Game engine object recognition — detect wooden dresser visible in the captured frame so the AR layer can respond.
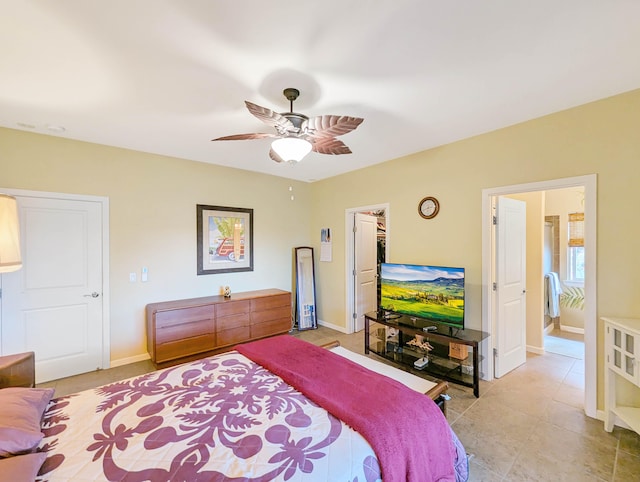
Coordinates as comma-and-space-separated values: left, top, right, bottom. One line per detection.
146, 289, 291, 368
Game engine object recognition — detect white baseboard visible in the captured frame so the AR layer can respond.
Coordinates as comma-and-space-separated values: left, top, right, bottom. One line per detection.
560, 324, 585, 335
318, 319, 349, 334
544, 323, 555, 335
110, 352, 151, 368
526, 345, 545, 355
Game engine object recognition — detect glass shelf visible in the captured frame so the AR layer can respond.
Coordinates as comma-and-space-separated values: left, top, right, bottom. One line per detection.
365, 312, 488, 397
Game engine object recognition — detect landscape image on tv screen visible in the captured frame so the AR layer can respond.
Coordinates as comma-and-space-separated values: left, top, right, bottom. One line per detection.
380, 263, 465, 327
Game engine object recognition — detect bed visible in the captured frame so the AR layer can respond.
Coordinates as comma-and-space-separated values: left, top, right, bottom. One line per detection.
0, 335, 468, 482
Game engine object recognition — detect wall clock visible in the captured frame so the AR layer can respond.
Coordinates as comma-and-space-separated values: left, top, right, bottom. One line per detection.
418, 196, 440, 219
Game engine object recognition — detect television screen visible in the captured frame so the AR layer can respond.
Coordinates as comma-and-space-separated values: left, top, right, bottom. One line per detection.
380, 263, 465, 328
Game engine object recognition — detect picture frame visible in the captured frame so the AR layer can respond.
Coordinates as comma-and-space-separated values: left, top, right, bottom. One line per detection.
196, 204, 253, 275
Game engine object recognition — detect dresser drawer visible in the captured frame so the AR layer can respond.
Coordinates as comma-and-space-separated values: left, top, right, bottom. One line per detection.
155, 305, 213, 329
251, 294, 290, 312
216, 300, 250, 318
217, 326, 251, 347
251, 306, 291, 325
156, 334, 215, 363
147, 290, 291, 367
251, 317, 291, 339
217, 312, 250, 332
156, 318, 214, 344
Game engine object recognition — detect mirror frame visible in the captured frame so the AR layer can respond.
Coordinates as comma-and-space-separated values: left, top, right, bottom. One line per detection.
294, 246, 317, 330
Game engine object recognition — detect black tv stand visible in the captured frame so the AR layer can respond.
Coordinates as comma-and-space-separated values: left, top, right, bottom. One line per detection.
364, 311, 488, 397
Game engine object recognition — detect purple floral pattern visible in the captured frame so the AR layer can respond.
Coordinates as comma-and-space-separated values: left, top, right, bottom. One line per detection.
37, 352, 381, 481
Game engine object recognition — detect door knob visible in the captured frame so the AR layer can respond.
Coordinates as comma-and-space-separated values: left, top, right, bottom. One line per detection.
84, 292, 100, 298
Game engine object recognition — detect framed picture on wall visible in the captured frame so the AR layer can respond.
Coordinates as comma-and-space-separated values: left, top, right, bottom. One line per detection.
197, 204, 253, 275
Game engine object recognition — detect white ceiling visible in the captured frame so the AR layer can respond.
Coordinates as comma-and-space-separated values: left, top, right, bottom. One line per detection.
2, 1, 640, 182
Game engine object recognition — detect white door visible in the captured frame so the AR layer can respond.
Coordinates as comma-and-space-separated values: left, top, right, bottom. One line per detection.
354, 213, 378, 332
495, 196, 527, 378
1, 195, 105, 383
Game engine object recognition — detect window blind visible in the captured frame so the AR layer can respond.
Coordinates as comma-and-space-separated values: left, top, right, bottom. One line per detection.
568, 212, 584, 247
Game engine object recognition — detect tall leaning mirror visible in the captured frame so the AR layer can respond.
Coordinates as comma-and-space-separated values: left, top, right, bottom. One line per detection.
294, 246, 317, 330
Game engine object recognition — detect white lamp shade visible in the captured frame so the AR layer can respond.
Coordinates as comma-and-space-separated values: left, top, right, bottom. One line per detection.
271, 137, 312, 163
0, 194, 22, 273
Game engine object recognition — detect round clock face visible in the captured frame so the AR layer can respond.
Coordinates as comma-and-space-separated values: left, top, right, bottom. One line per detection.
418, 197, 440, 219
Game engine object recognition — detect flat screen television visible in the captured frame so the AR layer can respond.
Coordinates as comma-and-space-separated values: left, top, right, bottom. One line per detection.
380, 263, 465, 329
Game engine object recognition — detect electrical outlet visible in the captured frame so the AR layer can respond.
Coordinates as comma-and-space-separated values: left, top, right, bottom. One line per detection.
129, 272, 137, 283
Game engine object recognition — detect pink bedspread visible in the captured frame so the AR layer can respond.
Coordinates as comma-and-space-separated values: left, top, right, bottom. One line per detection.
237, 335, 458, 482
37, 351, 381, 481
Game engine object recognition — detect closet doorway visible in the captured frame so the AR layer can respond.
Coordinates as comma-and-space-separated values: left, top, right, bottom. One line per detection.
345, 203, 389, 333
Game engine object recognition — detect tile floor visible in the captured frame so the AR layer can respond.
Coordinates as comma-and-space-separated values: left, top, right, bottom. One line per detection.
544, 327, 585, 360
38, 326, 640, 481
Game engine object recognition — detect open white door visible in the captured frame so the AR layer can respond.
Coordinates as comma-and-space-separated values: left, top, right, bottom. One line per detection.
354, 213, 377, 332
1, 195, 105, 383
495, 196, 527, 378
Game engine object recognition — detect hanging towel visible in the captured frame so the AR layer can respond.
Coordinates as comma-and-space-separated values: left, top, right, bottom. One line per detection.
544, 272, 563, 318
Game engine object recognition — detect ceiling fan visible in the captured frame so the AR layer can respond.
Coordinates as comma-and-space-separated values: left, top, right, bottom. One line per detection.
212, 88, 364, 163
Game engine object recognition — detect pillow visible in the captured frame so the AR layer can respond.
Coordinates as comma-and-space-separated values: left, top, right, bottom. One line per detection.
0, 387, 54, 457
0, 452, 47, 482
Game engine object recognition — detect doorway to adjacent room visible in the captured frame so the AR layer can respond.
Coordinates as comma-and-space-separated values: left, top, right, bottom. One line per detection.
482, 174, 596, 418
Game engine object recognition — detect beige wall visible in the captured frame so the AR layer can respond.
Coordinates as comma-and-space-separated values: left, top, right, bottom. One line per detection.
1, 128, 313, 362
310, 88, 640, 410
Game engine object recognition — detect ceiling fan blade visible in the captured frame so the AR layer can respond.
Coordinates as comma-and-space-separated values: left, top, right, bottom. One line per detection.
306, 115, 364, 139
245, 101, 294, 130
269, 148, 285, 163
211, 133, 276, 141
311, 137, 352, 155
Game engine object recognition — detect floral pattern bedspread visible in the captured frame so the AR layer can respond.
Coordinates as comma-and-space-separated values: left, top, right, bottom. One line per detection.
37, 351, 381, 481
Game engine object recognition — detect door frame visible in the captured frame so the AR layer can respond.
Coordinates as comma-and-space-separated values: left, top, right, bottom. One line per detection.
482, 174, 596, 418
345, 203, 389, 334
0, 187, 111, 370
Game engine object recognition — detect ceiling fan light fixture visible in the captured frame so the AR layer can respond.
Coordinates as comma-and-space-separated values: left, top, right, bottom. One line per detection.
271, 137, 312, 163
212, 87, 363, 164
